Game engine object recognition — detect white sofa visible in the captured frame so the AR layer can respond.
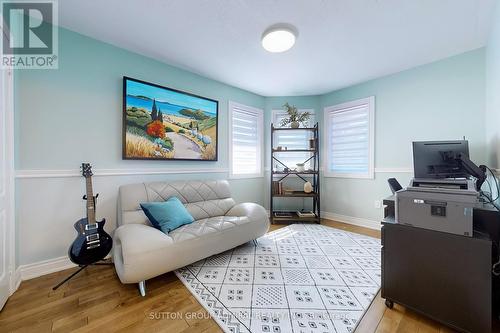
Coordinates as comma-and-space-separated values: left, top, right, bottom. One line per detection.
113, 179, 269, 296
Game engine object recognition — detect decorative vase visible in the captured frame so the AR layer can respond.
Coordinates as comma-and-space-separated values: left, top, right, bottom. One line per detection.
291, 121, 300, 128
304, 181, 313, 193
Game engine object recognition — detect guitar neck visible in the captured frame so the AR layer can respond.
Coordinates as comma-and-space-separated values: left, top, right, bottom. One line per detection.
85, 176, 96, 225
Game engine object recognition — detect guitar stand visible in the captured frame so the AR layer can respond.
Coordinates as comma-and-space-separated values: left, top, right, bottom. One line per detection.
52, 260, 113, 290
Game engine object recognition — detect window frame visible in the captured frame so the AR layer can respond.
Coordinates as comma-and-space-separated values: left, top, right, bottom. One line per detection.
323, 96, 375, 179
228, 101, 264, 179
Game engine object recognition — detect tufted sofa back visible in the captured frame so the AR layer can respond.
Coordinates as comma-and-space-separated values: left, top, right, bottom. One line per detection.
118, 180, 236, 226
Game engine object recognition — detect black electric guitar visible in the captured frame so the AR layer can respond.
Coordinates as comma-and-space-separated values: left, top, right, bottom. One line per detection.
68, 163, 112, 266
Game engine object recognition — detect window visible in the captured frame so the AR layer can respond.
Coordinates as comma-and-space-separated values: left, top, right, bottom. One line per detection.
324, 96, 375, 178
229, 101, 264, 178
272, 109, 315, 170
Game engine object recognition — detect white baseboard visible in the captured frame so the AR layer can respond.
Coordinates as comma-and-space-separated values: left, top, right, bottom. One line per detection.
268, 209, 380, 230
18, 255, 113, 281
321, 211, 381, 230
19, 256, 76, 281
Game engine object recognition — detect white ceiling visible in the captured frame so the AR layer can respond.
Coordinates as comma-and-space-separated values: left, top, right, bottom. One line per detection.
58, 0, 497, 96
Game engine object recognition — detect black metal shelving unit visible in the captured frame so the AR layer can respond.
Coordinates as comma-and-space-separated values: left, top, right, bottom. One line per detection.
270, 122, 320, 224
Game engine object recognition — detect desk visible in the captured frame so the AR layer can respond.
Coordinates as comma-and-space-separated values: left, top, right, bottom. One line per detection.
382, 196, 500, 333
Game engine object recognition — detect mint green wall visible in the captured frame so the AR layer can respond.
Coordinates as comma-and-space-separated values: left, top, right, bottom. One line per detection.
14, 27, 266, 265
486, 3, 500, 168
15, 28, 265, 170
14, 24, 489, 266
319, 49, 486, 223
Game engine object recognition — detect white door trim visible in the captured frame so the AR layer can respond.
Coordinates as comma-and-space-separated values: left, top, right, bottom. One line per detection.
0, 14, 16, 300
2, 67, 16, 297
6, 68, 15, 296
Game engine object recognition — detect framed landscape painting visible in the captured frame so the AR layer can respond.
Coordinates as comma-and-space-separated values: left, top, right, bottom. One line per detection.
123, 77, 218, 161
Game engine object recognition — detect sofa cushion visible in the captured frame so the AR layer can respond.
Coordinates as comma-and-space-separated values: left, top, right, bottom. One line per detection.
118, 180, 236, 226
140, 197, 194, 233
184, 199, 236, 220
169, 215, 250, 242
144, 180, 231, 204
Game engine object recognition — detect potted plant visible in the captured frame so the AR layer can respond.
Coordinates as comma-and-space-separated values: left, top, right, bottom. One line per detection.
280, 103, 311, 128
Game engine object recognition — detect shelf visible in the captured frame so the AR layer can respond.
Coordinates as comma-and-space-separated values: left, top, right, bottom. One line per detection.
272, 171, 318, 175
272, 149, 316, 153
272, 127, 317, 131
273, 191, 317, 197
272, 212, 320, 222
270, 122, 320, 225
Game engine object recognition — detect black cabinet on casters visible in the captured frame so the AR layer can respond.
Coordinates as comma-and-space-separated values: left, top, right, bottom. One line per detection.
381, 196, 500, 333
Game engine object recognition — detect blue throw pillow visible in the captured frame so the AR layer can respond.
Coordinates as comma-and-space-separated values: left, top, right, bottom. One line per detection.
140, 197, 194, 234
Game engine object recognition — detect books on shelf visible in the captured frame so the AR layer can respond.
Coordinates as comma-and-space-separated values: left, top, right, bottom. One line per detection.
272, 181, 283, 195
273, 211, 317, 218
296, 211, 316, 218
274, 211, 294, 218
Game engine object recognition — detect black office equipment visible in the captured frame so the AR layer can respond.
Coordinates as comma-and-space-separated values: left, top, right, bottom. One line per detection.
398, 141, 491, 237
382, 220, 491, 332
382, 195, 500, 333
387, 178, 402, 194
413, 140, 469, 179
383, 139, 500, 331
450, 152, 487, 191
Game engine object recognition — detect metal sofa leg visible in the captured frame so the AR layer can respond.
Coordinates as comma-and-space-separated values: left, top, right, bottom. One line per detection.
138, 280, 146, 297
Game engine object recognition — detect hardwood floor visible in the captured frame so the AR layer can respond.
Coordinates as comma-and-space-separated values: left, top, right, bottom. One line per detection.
0, 220, 458, 333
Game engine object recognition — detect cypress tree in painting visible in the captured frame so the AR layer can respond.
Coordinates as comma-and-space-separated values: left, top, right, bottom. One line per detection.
158, 108, 163, 123
151, 99, 158, 121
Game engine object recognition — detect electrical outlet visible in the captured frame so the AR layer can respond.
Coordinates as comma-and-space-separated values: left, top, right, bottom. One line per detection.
374, 200, 382, 209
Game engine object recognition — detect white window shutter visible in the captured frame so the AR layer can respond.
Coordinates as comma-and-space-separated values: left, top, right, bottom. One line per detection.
324, 97, 375, 178
229, 102, 263, 178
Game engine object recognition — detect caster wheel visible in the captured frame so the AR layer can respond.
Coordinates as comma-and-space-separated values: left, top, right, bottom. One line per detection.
385, 299, 394, 309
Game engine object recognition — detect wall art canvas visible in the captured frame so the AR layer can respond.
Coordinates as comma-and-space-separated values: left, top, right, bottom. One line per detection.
123, 77, 218, 161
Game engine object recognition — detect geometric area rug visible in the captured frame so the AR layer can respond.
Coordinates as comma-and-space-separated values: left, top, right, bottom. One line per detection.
175, 223, 381, 333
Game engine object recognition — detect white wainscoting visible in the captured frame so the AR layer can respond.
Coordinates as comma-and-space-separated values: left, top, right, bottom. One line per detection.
16, 211, 382, 282
14, 170, 265, 274
13, 166, 495, 282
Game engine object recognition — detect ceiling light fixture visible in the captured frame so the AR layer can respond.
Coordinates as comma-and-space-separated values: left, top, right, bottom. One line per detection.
261, 24, 297, 53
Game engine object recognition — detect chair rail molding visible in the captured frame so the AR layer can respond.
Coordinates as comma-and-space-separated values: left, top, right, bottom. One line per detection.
373, 167, 412, 173
15, 168, 230, 179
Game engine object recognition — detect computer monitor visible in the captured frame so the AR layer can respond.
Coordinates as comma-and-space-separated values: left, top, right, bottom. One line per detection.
412, 140, 469, 179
